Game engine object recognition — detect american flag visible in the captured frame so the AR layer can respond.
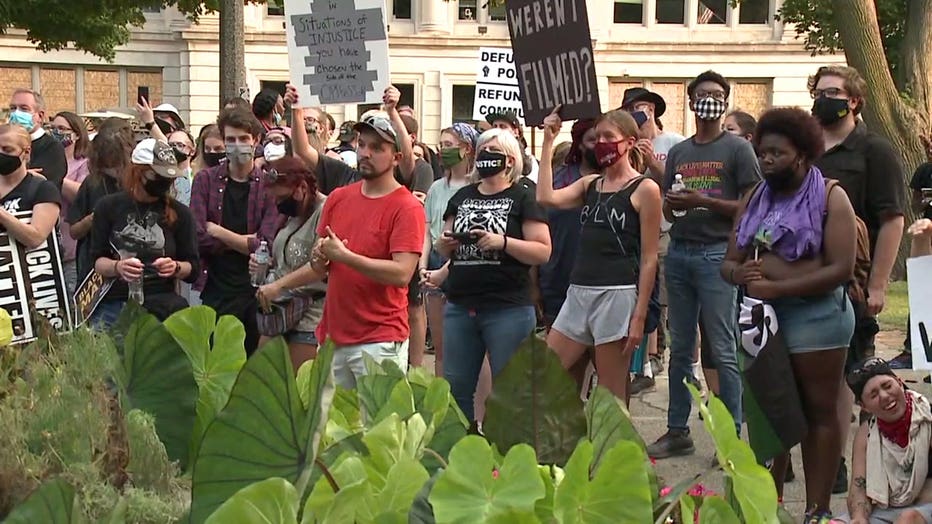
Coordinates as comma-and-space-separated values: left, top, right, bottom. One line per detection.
698, 2, 716, 24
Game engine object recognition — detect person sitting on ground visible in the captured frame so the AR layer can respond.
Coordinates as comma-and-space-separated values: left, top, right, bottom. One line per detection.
843, 357, 932, 524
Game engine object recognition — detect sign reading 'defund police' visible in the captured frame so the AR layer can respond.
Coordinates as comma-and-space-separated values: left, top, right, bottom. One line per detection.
505, 0, 601, 126
473, 47, 525, 124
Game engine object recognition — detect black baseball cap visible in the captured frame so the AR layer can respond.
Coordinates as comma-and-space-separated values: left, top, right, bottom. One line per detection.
485, 110, 521, 129
846, 357, 898, 402
620, 87, 667, 118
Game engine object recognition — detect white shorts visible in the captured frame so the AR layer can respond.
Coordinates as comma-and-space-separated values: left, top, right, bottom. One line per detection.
332, 340, 409, 389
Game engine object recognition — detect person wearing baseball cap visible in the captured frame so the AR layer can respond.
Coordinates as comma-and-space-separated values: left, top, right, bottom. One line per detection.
88, 137, 200, 326
330, 121, 359, 169
152, 103, 186, 134
842, 357, 932, 524
486, 110, 540, 183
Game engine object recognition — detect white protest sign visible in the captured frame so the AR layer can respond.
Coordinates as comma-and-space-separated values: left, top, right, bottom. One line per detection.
473, 47, 525, 124
909, 255, 932, 371
284, 0, 390, 106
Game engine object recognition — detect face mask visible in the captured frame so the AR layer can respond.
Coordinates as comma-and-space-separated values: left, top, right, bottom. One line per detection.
440, 147, 464, 169
225, 143, 254, 165
475, 150, 507, 178
276, 196, 300, 217
143, 175, 173, 197
203, 151, 225, 168
763, 157, 801, 192
594, 141, 624, 168
811, 97, 850, 126
583, 148, 598, 168
51, 130, 73, 149
155, 118, 175, 135
172, 148, 189, 163
0, 152, 22, 176
8, 110, 34, 130
693, 97, 728, 121
264, 142, 287, 162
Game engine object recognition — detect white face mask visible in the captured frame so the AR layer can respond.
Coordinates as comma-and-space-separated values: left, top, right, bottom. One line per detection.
263, 142, 287, 162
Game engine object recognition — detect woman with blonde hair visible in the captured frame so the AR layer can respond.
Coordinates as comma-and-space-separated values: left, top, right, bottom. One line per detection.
435, 127, 552, 424
536, 108, 662, 404
0, 124, 61, 248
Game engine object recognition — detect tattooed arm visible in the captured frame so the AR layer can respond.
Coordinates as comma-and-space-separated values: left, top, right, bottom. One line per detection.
847, 423, 872, 523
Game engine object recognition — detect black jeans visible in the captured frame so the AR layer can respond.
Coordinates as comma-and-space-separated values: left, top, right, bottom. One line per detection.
201, 287, 260, 355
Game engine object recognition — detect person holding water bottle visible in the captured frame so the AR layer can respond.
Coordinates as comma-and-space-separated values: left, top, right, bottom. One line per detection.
89, 138, 199, 326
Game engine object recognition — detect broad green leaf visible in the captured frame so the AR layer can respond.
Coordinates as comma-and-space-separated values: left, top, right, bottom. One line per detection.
483, 336, 587, 466
3, 478, 74, 524
189, 340, 335, 523
410, 379, 467, 472
297, 360, 314, 409
375, 379, 416, 422
361, 414, 408, 487
303, 456, 372, 523
430, 436, 545, 523
408, 471, 440, 524
679, 495, 697, 524
121, 311, 198, 469
698, 496, 741, 524
164, 307, 247, 466
331, 386, 362, 430
553, 440, 652, 524
689, 385, 779, 524
534, 466, 556, 523
205, 478, 300, 524
109, 300, 146, 354
357, 372, 402, 424
377, 457, 431, 515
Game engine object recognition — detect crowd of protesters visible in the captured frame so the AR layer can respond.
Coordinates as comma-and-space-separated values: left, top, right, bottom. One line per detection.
8, 60, 932, 523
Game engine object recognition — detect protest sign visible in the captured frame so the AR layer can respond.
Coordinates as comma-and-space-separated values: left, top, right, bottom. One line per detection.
909, 255, 932, 371
504, 0, 601, 126
0, 211, 72, 344
473, 47, 525, 124
74, 270, 114, 326
285, 0, 390, 106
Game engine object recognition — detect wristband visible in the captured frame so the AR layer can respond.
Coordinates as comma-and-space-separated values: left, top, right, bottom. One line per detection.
502, 235, 508, 252
173, 261, 182, 276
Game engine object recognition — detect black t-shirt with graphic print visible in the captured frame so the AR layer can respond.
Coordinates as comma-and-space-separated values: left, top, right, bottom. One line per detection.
0, 174, 61, 213
443, 182, 547, 309
89, 191, 199, 301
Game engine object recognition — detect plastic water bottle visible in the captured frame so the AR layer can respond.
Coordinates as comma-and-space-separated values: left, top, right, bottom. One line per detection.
119, 250, 145, 305
671, 173, 687, 218
252, 241, 271, 287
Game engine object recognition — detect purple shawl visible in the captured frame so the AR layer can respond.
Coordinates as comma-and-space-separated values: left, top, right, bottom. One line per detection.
736, 166, 826, 261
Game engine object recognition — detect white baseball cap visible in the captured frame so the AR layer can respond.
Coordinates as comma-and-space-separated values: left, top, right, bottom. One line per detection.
152, 103, 185, 128
131, 138, 181, 178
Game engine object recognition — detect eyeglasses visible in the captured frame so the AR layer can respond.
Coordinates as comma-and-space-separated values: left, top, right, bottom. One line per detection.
51, 126, 73, 134
810, 87, 847, 99
169, 141, 193, 152
694, 91, 727, 101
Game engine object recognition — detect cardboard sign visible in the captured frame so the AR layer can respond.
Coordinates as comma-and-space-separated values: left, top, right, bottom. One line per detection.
504, 0, 601, 126
0, 211, 73, 344
473, 47, 525, 124
285, 0, 390, 106
909, 255, 932, 371
74, 270, 115, 326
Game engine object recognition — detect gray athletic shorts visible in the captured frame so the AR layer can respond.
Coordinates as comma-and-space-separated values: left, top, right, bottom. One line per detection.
837, 503, 932, 523
552, 284, 637, 346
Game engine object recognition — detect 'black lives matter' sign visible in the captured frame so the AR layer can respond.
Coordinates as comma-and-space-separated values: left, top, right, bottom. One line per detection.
505, 0, 601, 126
0, 211, 72, 344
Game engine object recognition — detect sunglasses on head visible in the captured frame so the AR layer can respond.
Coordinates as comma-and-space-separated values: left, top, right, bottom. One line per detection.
845, 357, 889, 385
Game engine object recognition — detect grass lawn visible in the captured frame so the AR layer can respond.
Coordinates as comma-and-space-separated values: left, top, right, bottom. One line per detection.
879, 280, 909, 332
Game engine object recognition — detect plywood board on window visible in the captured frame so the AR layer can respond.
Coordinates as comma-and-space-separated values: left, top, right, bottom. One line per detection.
608, 81, 643, 110
127, 71, 163, 108
733, 81, 772, 119
651, 82, 687, 136
39, 69, 76, 116
0, 67, 33, 117
84, 70, 120, 112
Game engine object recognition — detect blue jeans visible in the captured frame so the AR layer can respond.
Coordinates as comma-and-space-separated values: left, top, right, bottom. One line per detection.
442, 302, 536, 421
666, 240, 742, 432
91, 300, 126, 330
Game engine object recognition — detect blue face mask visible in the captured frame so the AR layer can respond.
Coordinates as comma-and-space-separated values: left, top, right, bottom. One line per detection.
8, 110, 34, 130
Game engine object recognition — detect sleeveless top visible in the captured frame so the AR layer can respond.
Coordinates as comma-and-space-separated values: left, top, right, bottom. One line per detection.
570, 176, 645, 287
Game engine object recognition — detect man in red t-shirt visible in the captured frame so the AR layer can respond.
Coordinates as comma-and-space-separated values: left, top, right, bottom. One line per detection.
314, 115, 426, 388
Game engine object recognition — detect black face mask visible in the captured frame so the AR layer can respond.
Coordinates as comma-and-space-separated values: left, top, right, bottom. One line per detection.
583, 148, 598, 169
144, 176, 174, 197
763, 158, 800, 192
0, 152, 22, 176
475, 150, 507, 178
811, 97, 850, 126
155, 118, 176, 135
203, 151, 225, 168
276, 197, 300, 217
173, 148, 189, 163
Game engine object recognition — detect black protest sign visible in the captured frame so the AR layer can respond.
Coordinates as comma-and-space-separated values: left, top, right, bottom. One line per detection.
505, 0, 600, 126
0, 211, 73, 344
74, 270, 114, 326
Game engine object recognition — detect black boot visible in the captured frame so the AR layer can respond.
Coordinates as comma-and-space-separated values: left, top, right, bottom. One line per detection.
832, 458, 848, 494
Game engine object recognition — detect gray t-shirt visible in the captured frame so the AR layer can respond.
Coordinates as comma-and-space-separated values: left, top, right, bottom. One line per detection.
662, 132, 761, 244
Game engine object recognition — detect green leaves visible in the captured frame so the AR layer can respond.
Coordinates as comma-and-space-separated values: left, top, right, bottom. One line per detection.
205, 478, 300, 524
430, 436, 544, 523
483, 336, 587, 466
189, 339, 335, 523
2, 478, 75, 524
163, 306, 247, 466
120, 310, 198, 470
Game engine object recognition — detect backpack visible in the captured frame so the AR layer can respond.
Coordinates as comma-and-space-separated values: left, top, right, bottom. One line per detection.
824, 179, 871, 306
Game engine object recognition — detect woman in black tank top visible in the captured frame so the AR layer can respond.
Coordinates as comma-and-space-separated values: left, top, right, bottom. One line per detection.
536, 107, 663, 405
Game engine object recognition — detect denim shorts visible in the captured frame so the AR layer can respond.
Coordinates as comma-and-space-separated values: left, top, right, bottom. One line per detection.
770, 286, 855, 354
424, 249, 448, 298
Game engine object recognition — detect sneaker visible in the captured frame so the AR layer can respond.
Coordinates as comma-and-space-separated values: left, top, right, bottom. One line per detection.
630, 375, 655, 395
647, 430, 695, 459
832, 458, 848, 494
804, 509, 834, 523
649, 355, 664, 377
889, 351, 912, 370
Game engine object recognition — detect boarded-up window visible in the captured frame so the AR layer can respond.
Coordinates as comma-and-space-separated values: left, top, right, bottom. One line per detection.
733, 81, 772, 119
126, 71, 163, 107
650, 82, 688, 136
608, 81, 643, 109
39, 69, 76, 116
0, 67, 33, 119
84, 70, 120, 112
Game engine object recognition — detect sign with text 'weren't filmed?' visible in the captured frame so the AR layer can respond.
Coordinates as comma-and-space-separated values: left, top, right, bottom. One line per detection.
0, 211, 72, 344
285, 0, 390, 106
473, 48, 525, 124
505, 0, 600, 126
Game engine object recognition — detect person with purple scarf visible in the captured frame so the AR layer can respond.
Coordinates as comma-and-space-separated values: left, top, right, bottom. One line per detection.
721, 107, 857, 522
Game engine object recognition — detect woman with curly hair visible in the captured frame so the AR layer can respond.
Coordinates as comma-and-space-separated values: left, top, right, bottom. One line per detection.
720, 107, 857, 521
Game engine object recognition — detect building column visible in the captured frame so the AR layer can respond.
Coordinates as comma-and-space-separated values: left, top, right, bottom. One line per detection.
418, 0, 450, 33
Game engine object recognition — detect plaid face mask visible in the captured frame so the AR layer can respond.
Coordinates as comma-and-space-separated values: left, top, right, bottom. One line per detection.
694, 97, 728, 121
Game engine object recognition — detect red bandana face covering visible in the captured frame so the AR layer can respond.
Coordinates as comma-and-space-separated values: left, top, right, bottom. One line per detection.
877, 390, 913, 448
